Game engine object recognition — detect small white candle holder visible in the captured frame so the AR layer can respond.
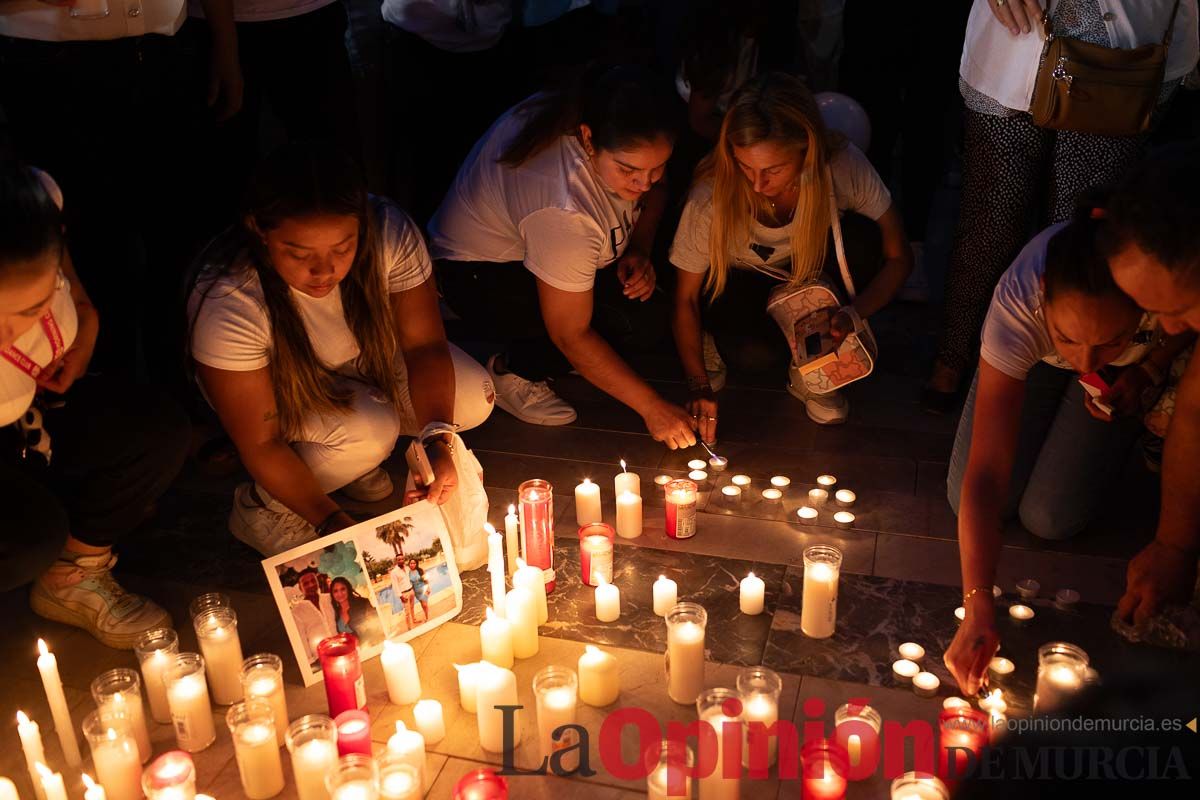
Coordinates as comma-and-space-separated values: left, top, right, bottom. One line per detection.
954, 606, 965, 623
761, 488, 783, 502
721, 485, 742, 501
796, 506, 818, 521
835, 489, 856, 508
654, 474, 672, 487
808, 488, 829, 505
992, 585, 1002, 598
988, 657, 1015, 682
816, 474, 838, 491
912, 672, 940, 698
731, 474, 752, 488
1008, 604, 1035, 625
770, 475, 791, 488
708, 456, 728, 472
688, 469, 708, 482
687, 459, 707, 471
833, 511, 855, 529
898, 642, 925, 663
942, 697, 970, 711
1016, 579, 1040, 600
892, 659, 919, 684
1054, 589, 1079, 610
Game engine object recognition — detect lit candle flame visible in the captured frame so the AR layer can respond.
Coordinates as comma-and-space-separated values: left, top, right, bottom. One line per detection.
395, 721, 407, 734
34, 763, 50, 779
620, 459, 627, 473
36, 638, 48, 657
748, 571, 755, 579
484, 522, 496, 535
582, 477, 592, 485
508, 504, 515, 514
596, 575, 609, 587
658, 574, 666, 580
516, 557, 527, 570
82, 774, 98, 791
17, 710, 30, 726
485, 606, 497, 621
585, 645, 599, 655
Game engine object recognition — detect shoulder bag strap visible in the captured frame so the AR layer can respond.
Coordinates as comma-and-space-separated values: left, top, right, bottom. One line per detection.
826, 163, 855, 300
1163, 0, 1184, 45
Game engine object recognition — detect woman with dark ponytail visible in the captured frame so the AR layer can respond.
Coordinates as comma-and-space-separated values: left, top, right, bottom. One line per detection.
943, 199, 1194, 697
430, 65, 700, 449
189, 143, 493, 557
0, 160, 189, 649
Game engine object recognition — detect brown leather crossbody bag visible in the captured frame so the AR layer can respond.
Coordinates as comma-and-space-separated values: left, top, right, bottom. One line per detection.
1030, 0, 1182, 137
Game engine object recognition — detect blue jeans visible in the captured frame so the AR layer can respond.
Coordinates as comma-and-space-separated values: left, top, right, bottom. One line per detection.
947, 364, 1143, 540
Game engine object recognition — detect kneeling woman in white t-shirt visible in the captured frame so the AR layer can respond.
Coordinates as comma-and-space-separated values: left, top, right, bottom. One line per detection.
669, 73, 912, 436
189, 145, 494, 556
944, 204, 1193, 695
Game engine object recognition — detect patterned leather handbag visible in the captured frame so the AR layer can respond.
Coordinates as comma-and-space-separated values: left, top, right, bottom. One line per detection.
765, 174, 877, 395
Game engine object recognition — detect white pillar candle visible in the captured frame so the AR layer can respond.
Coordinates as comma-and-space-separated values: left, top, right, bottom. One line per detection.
912, 672, 940, 698
82, 774, 105, 800
898, 643, 925, 662
453, 663, 482, 713
475, 663, 519, 753
665, 610, 706, 705
615, 461, 641, 497
891, 659, 919, 683
166, 656, 217, 752
380, 639, 422, 706
770, 476, 791, 488
800, 547, 841, 639
386, 722, 426, 790
698, 707, 740, 800
194, 610, 245, 706
480, 606, 514, 669
687, 459, 707, 471
34, 765, 66, 800
512, 558, 548, 625
797, 506, 818, 520
485, 524, 507, 619
35, 640, 82, 767
595, 576, 621, 622
17, 711, 48, 800
231, 719, 285, 799
286, 718, 338, 800
413, 700, 445, 744
504, 505, 520, 577
731, 474, 751, 488
575, 479, 602, 527
242, 655, 290, 747
616, 490, 643, 538
577, 645, 619, 707
652, 575, 678, 617
739, 573, 765, 615
687, 469, 708, 482
505, 586, 539, 659
761, 488, 782, 502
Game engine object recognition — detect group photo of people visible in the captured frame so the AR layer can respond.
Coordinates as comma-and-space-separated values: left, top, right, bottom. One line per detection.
1, 0, 1199, 713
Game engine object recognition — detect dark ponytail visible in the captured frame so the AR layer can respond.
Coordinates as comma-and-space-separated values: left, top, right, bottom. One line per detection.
0, 160, 64, 277
499, 64, 682, 167
1044, 191, 1126, 303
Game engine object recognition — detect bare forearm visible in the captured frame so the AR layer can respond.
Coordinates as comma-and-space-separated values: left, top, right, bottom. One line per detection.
199, 0, 237, 41
240, 440, 341, 525
628, 183, 667, 256
403, 341, 456, 428
672, 299, 706, 381
555, 328, 661, 414
851, 254, 911, 320
1156, 405, 1200, 555
958, 471, 1007, 599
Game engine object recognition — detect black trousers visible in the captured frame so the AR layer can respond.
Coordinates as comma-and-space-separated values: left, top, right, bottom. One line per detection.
436, 259, 671, 383
0, 377, 191, 591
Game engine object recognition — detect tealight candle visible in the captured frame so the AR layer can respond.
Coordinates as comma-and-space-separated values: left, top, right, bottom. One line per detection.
770, 476, 791, 488
834, 489, 856, 507
892, 659, 919, 683
654, 474, 672, 486
577, 645, 619, 707
1054, 588, 1080, 610
381, 639, 422, 705
1008, 604, 1035, 623
912, 672, 940, 697
942, 697, 970, 710
652, 574, 678, 617
988, 657, 1015, 681
616, 490, 643, 538
334, 710, 371, 757
797, 505, 818, 520
708, 456, 728, 471
615, 461, 641, 497
413, 700, 445, 744
595, 576, 621, 622
954, 606, 965, 622
1016, 578, 1041, 600
808, 488, 829, 505
227, 700, 285, 800
285, 716, 338, 800
816, 474, 837, 490
833, 511, 855, 529
739, 572, 765, 615
721, 485, 742, 500
574, 478, 602, 527
762, 488, 783, 502
898, 642, 925, 662
688, 469, 708, 482
454, 663, 482, 713
480, 606, 514, 669
35, 639, 82, 767
731, 474, 752, 487
687, 459, 707, 471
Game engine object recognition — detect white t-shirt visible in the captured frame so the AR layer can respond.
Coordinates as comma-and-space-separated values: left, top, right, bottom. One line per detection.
381, 0, 511, 52
981, 223, 1158, 380
189, 201, 432, 373
669, 143, 891, 275
428, 98, 641, 293
187, 0, 335, 24
1, 170, 78, 428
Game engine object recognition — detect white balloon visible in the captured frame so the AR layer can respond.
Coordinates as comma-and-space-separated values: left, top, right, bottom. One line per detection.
814, 91, 872, 152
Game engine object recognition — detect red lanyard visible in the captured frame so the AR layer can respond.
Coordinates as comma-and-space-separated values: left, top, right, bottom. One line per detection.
1, 312, 64, 379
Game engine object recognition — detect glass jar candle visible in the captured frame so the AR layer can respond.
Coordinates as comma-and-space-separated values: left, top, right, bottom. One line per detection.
82, 709, 142, 800
664, 479, 699, 540
695, 688, 742, 800
91, 668, 151, 763
937, 708, 988, 783
188, 593, 230, 623
141, 750, 195, 800
665, 602, 707, 705
377, 759, 421, 800
532, 666, 578, 764
165, 653, 216, 752
518, 479, 555, 594
737, 667, 783, 770
318, 634, 365, 718
241, 653, 288, 746
801, 545, 843, 639
1034, 642, 1089, 714
578, 523, 615, 587
326, 754, 378, 800
646, 740, 693, 800
286, 715, 338, 800
226, 699, 285, 800
800, 738, 848, 800
193, 607, 244, 706
134, 628, 179, 724
834, 702, 881, 770
451, 769, 507, 800
889, 772, 948, 800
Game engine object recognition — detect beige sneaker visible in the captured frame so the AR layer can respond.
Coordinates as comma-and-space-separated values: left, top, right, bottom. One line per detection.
341, 467, 394, 502
787, 365, 849, 425
229, 483, 318, 557
30, 551, 171, 650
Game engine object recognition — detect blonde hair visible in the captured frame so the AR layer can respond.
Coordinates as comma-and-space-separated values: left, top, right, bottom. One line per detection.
698, 72, 843, 298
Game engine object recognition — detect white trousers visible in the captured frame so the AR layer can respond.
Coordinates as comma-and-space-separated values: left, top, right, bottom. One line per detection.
292, 343, 494, 493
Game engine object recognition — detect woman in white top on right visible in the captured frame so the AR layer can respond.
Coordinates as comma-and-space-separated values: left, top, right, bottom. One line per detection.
924, 0, 1198, 413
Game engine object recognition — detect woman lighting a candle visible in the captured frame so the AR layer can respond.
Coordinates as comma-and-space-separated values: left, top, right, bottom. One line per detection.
189, 144, 494, 556
945, 200, 1193, 695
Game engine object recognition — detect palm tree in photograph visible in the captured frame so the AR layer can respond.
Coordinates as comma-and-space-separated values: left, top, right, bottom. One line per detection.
376, 519, 409, 561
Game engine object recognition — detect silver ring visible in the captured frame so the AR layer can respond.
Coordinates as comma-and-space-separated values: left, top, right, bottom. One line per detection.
995, 0, 1006, 6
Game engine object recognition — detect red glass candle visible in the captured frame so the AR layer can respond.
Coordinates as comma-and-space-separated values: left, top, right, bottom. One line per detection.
664, 479, 698, 539
141, 750, 196, 800
452, 768, 508, 800
578, 523, 615, 587
518, 479, 555, 594
801, 738, 848, 800
937, 708, 988, 783
334, 709, 372, 757
317, 634, 365, 718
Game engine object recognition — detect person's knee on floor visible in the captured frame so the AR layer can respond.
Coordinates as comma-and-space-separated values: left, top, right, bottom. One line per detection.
1016, 494, 1089, 541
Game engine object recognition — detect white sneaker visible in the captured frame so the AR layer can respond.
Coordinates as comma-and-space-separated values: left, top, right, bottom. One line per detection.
30, 551, 172, 650
702, 333, 727, 392
487, 354, 578, 426
787, 365, 849, 425
341, 467, 394, 502
229, 483, 318, 556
